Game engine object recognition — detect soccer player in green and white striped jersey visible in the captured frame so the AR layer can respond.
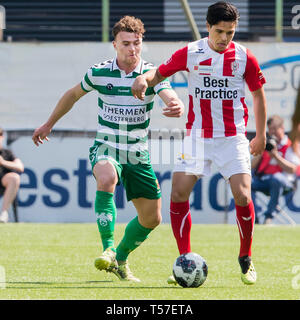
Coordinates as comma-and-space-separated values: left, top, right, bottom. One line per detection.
32, 16, 184, 282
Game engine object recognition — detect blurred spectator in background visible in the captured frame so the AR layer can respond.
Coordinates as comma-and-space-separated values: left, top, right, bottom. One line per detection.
0, 127, 24, 223
287, 86, 300, 184
251, 115, 298, 224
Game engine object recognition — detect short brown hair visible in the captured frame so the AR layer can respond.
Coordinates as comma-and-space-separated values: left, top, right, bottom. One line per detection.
112, 16, 145, 39
0, 128, 3, 136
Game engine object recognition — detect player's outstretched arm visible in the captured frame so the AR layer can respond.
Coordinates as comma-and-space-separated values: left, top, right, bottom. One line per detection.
249, 87, 267, 156
132, 68, 165, 101
158, 89, 184, 118
32, 83, 87, 146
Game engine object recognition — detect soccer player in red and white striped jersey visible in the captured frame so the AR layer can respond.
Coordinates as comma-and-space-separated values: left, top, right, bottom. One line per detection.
132, 1, 267, 285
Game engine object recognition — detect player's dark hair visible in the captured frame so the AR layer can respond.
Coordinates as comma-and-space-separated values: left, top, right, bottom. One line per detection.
206, 1, 240, 26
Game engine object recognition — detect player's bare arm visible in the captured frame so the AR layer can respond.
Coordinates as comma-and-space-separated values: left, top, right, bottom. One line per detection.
32, 83, 87, 146
132, 68, 165, 100
158, 89, 184, 118
249, 87, 267, 156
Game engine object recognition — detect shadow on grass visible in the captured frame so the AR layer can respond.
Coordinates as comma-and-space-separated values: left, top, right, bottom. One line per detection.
3, 281, 183, 289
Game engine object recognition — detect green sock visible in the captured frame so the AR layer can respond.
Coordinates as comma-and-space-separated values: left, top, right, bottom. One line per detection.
116, 216, 153, 261
94, 191, 117, 251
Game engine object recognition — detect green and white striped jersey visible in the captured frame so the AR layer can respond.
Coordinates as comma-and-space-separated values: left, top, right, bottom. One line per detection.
81, 58, 172, 153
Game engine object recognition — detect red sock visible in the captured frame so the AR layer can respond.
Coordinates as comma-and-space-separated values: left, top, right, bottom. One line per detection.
170, 200, 192, 255
235, 201, 255, 257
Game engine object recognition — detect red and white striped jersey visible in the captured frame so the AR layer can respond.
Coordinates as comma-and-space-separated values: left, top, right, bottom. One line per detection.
158, 37, 266, 138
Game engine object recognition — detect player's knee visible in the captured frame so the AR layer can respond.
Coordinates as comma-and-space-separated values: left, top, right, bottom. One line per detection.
97, 175, 117, 191
142, 210, 162, 229
234, 192, 251, 207
154, 211, 162, 227
149, 213, 162, 229
171, 188, 189, 203
94, 161, 118, 192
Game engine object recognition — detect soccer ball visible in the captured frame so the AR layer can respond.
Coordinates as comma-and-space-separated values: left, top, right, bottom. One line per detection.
173, 252, 208, 288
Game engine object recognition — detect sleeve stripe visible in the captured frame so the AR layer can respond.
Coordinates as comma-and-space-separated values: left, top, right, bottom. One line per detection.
156, 87, 172, 94
80, 82, 91, 92
84, 73, 94, 88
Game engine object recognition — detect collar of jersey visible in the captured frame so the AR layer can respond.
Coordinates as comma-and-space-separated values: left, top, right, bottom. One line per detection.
111, 57, 143, 77
205, 37, 235, 55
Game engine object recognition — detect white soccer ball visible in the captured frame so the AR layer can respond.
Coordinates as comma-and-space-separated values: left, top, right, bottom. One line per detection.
173, 252, 208, 288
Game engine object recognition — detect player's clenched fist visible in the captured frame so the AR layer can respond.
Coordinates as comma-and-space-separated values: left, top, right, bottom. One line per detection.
131, 75, 148, 100
249, 135, 266, 156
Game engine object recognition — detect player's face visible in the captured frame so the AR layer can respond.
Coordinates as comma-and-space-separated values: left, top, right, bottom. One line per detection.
113, 31, 142, 69
206, 21, 236, 52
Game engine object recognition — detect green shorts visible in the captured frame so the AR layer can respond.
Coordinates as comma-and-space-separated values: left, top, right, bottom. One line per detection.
89, 141, 161, 201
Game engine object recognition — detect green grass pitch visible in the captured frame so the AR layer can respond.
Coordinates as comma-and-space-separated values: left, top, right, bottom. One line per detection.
0, 223, 299, 300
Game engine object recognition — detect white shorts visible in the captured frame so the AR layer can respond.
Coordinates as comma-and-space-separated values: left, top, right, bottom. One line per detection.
174, 133, 251, 181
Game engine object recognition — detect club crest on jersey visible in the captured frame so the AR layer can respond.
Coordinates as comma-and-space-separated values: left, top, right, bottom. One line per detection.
230, 60, 239, 75
106, 83, 114, 90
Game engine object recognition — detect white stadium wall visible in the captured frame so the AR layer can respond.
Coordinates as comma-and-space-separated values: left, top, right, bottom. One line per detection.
1, 41, 300, 223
